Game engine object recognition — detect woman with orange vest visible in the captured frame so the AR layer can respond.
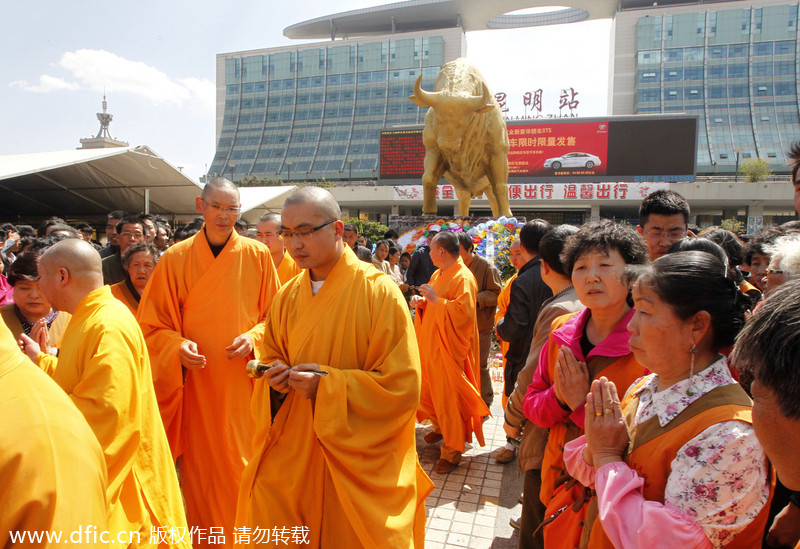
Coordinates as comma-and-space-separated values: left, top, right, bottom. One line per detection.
565, 251, 772, 548
522, 219, 649, 548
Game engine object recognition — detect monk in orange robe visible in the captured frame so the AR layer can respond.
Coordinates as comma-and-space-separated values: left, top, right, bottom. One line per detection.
20, 239, 188, 547
236, 187, 432, 548
256, 212, 302, 285
138, 177, 280, 546
1, 320, 108, 548
413, 231, 490, 474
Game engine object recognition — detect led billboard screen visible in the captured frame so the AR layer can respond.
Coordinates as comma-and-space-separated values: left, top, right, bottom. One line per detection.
379, 116, 696, 183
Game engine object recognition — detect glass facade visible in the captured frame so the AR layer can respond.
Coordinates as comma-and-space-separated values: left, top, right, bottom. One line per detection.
633, 3, 800, 173
210, 32, 460, 181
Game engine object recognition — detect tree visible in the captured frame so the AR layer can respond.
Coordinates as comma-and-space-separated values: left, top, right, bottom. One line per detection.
739, 158, 772, 183
236, 175, 286, 187
720, 218, 745, 235
342, 217, 389, 245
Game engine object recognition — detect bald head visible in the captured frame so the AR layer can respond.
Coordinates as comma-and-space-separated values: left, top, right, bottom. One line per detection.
39, 239, 103, 313
259, 213, 281, 225
202, 177, 240, 201
283, 187, 341, 220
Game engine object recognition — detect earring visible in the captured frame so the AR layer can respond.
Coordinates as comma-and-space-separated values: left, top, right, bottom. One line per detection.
687, 344, 697, 397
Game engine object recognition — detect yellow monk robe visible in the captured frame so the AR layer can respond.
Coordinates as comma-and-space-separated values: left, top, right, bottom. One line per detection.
0, 321, 108, 548
34, 286, 188, 548
495, 273, 517, 366
138, 227, 279, 545
415, 258, 490, 458
237, 246, 433, 548
110, 280, 139, 315
275, 250, 302, 286
1, 303, 71, 348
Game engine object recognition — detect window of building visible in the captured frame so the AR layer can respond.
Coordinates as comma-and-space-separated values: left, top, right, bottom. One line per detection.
775, 82, 797, 95
664, 48, 682, 62
665, 88, 680, 100
664, 69, 682, 81
753, 62, 773, 77
775, 61, 795, 75
729, 64, 748, 78
638, 70, 659, 82
708, 65, 726, 79
754, 84, 773, 95
775, 40, 795, 54
684, 67, 703, 80
684, 47, 703, 61
729, 84, 749, 98
728, 44, 748, 58
709, 86, 727, 99
753, 42, 773, 56
243, 83, 254, 94
637, 50, 660, 64
709, 46, 726, 59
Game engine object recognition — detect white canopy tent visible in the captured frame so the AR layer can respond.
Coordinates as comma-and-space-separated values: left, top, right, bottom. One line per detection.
0, 146, 204, 222
238, 186, 297, 224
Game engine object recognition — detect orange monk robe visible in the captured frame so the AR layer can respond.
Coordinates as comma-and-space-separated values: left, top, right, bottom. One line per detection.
415, 258, 490, 456
237, 246, 433, 548
138, 227, 279, 545
275, 250, 302, 286
0, 321, 108, 548
495, 273, 517, 368
34, 286, 188, 547
110, 280, 139, 315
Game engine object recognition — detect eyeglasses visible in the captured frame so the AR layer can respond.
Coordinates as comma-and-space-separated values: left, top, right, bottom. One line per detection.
643, 227, 686, 240
278, 219, 336, 240
767, 269, 784, 275
203, 199, 241, 215
120, 232, 145, 239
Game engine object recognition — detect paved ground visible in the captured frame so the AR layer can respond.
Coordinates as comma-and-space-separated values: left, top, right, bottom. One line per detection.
416, 373, 524, 549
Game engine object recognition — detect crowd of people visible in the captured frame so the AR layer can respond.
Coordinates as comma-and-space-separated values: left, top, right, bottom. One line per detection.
1, 145, 800, 549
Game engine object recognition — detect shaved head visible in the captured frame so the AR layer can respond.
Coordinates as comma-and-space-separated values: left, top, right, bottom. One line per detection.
39, 239, 103, 312
202, 177, 240, 201
41, 239, 102, 277
259, 213, 281, 226
283, 187, 341, 220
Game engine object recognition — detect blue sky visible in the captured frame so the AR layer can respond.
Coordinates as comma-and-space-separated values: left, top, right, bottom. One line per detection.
0, 1, 612, 181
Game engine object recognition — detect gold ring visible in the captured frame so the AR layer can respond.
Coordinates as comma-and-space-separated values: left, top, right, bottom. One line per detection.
595, 411, 602, 417
604, 408, 612, 415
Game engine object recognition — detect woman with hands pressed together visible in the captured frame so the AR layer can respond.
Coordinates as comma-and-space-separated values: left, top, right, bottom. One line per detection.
522, 219, 648, 548
564, 251, 772, 548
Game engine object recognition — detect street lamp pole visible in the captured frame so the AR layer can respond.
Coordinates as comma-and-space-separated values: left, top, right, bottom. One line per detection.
734, 150, 741, 183
348, 158, 354, 180
286, 161, 293, 182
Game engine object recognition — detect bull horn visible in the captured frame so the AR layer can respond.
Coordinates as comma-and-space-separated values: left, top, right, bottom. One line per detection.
410, 75, 440, 108
465, 82, 493, 112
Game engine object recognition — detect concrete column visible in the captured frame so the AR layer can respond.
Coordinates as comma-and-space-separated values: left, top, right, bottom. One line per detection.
590, 204, 600, 221
746, 204, 764, 218
391, 205, 399, 215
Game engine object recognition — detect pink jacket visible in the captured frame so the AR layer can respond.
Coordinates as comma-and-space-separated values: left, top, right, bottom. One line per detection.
522, 307, 635, 429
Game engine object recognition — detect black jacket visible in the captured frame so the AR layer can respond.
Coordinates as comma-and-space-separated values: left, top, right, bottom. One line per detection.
496, 257, 553, 396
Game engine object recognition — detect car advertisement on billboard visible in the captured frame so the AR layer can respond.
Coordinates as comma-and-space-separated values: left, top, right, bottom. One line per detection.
379, 115, 697, 183
507, 121, 609, 176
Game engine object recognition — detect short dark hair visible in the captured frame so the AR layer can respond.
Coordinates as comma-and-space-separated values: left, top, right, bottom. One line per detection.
7, 251, 42, 285
400, 252, 411, 260
116, 217, 144, 235
667, 238, 729, 274
47, 224, 79, 238
432, 231, 460, 256
456, 232, 473, 252
74, 223, 93, 233
561, 219, 648, 275
384, 229, 399, 240
17, 225, 35, 238
107, 210, 128, 221
788, 141, 800, 184
697, 227, 745, 267
121, 242, 159, 270
343, 224, 358, 233
37, 217, 65, 238
539, 225, 579, 277
733, 278, 800, 419
745, 225, 784, 264
630, 251, 747, 352
638, 190, 690, 227
519, 219, 552, 255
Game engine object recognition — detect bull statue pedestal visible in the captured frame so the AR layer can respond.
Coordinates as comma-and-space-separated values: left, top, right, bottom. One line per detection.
409, 58, 512, 218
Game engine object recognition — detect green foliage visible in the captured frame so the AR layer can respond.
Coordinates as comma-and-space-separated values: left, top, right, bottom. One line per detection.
236, 175, 286, 187
738, 158, 772, 182
342, 217, 389, 245
720, 218, 745, 235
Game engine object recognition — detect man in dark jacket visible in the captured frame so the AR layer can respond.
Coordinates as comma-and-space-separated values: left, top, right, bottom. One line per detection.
496, 220, 553, 399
